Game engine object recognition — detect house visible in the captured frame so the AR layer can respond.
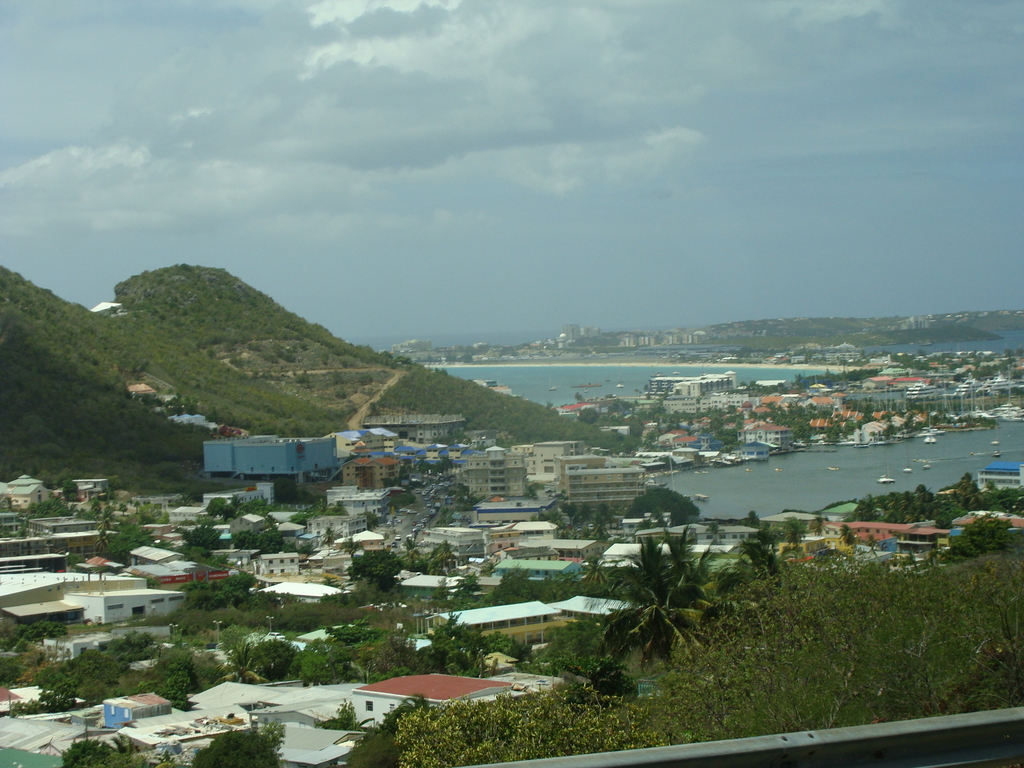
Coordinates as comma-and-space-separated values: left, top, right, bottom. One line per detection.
422, 527, 486, 559
399, 574, 464, 599
229, 513, 267, 536
472, 498, 557, 525
347, 530, 385, 551
353, 675, 511, 727
432, 601, 568, 644
493, 559, 581, 580
256, 552, 300, 577
526, 538, 606, 563
306, 515, 368, 544
341, 457, 401, 489
103, 693, 172, 727
738, 423, 793, 450
3, 476, 50, 509
260, 582, 343, 602
738, 442, 772, 461
547, 596, 627, 618
325, 487, 389, 517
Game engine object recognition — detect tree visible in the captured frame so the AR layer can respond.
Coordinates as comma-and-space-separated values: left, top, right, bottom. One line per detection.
183, 521, 221, 553
629, 487, 699, 527
160, 650, 199, 709
40, 677, 77, 712
395, 691, 663, 768
61, 739, 114, 768
192, 722, 283, 768
217, 637, 270, 684
349, 550, 402, 592
944, 516, 1014, 561
602, 535, 718, 664
251, 638, 298, 681
318, 701, 359, 730
780, 517, 808, 553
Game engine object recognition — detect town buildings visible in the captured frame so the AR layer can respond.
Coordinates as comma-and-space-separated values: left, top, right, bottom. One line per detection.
203, 435, 338, 482
460, 447, 528, 498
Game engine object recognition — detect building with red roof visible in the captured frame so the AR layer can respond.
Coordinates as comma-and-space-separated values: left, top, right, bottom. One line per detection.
353, 674, 512, 725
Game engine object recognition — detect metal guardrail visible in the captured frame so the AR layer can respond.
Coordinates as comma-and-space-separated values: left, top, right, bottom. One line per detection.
462, 707, 1024, 768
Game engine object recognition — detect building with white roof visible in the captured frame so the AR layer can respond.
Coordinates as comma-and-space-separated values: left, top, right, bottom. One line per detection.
547, 596, 628, 618
260, 582, 342, 602
431, 600, 566, 644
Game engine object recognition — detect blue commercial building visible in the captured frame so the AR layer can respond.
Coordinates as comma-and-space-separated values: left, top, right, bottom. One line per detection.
977, 461, 1024, 489
204, 435, 338, 482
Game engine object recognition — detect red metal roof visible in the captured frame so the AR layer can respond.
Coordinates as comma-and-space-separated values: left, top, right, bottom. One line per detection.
357, 674, 511, 700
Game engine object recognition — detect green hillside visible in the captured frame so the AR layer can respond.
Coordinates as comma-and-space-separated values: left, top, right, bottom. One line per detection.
0, 268, 205, 488
0, 265, 633, 489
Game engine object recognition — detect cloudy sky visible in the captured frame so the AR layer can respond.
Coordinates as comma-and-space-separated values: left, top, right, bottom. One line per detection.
2, 1, 1022, 347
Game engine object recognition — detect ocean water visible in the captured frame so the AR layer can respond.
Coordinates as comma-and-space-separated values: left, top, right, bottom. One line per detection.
440, 363, 826, 407
666, 422, 1023, 520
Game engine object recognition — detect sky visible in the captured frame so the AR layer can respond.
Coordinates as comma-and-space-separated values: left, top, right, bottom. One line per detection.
2, 1, 1023, 349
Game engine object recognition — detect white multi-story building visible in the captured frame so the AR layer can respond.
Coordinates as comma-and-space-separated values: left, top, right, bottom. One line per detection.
306, 515, 368, 543
461, 447, 528, 498
511, 441, 586, 483
325, 487, 389, 517
255, 552, 300, 577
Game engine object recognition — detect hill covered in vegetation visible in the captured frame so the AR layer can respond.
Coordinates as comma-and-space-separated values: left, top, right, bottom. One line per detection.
0, 265, 633, 489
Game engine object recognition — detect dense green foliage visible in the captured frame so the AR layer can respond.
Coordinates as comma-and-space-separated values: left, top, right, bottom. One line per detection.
192, 723, 283, 768
629, 488, 700, 527
0, 267, 206, 487
650, 558, 1024, 742
395, 691, 663, 768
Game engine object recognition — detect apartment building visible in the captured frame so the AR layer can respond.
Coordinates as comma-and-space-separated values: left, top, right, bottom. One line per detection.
461, 447, 528, 498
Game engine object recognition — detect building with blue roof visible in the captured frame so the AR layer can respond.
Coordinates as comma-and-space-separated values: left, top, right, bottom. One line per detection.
204, 435, 338, 482
978, 461, 1024, 489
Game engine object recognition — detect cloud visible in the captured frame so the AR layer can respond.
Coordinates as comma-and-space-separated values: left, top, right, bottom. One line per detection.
2, 0, 1023, 336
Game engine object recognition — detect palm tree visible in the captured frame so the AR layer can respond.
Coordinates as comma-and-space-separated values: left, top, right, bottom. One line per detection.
706, 520, 721, 546
781, 517, 808, 554
602, 534, 717, 664
809, 515, 825, 538
839, 524, 857, 551
581, 556, 607, 586
217, 637, 269, 684
429, 541, 455, 574
718, 528, 779, 593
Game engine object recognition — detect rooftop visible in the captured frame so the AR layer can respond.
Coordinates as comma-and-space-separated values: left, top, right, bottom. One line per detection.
356, 674, 510, 700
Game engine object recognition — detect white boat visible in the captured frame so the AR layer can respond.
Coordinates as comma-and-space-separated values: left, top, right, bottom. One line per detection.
924, 436, 937, 444
827, 466, 839, 471
906, 383, 941, 399
923, 464, 931, 470
903, 467, 913, 473
877, 475, 896, 484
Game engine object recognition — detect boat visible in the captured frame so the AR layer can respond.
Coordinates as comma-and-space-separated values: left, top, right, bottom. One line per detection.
923, 464, 931, 470
548, 386, 557, 391
877, 475, 896, 484
906, 383, 941, 400
827, 466, 839, 471
992, 440, 1000, 446
693, 494, 709, 502
616, 382, 625, 388
903, 467, 913, 474
993, 451, 1002, 457
745, 468, 753, 472
924, 436, 937, 444
774, 468, 783, 472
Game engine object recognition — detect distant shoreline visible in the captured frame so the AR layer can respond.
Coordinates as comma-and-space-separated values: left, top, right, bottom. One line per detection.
434, 361, 838, 372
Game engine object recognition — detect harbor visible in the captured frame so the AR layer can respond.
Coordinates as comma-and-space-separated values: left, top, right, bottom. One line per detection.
661, 421, 1023, 520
